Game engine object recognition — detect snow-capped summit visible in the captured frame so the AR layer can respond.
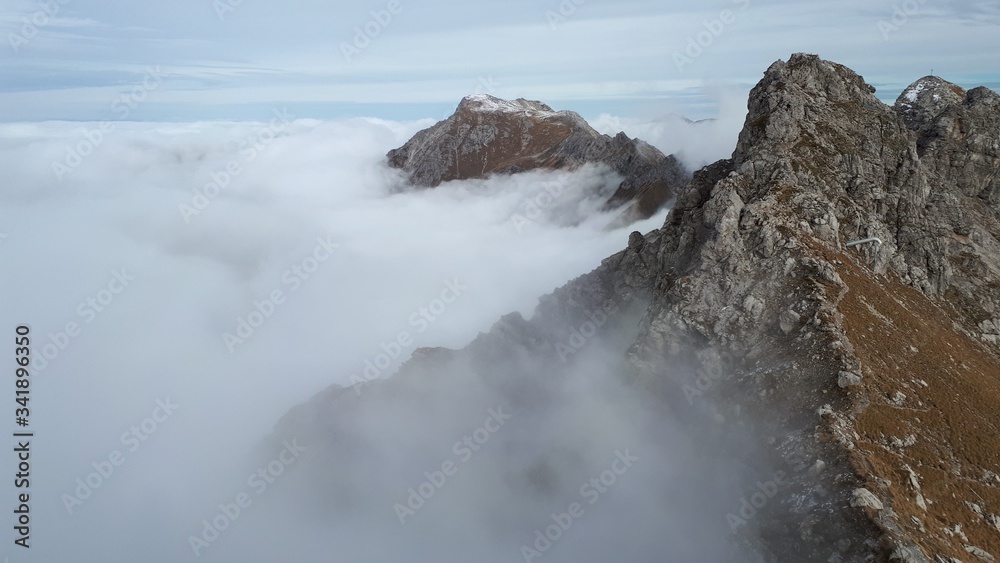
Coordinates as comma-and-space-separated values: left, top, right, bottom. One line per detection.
893, 75, 966, 128
458, 94, 558, 116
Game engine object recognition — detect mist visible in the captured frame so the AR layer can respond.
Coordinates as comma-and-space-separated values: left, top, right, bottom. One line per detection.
0, 112, 747, 562
589, 86, 750, 171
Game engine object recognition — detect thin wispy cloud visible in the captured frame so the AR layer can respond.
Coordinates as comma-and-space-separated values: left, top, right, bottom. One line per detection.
2, 0, 996, 121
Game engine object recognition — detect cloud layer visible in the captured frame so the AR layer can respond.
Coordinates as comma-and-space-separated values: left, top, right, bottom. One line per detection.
0, 114, 715, 561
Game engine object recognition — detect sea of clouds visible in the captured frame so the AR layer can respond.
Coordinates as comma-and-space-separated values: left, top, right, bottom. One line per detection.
0, 102, 748, 562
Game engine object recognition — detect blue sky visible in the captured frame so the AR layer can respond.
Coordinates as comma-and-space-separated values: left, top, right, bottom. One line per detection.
1, 0, 998, 122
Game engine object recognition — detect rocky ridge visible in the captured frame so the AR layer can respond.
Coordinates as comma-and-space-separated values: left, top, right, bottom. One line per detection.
273, 55, 1000, 561
621, 53, 1000, 561
386, 94, 689, 220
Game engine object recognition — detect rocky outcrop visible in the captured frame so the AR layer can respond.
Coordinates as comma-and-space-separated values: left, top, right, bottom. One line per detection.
386, 94, 689, 220
621, 53, 1000, 561
273, 55, 1000, 562
895, 76, 1000, 204
890, 75, 1000, 340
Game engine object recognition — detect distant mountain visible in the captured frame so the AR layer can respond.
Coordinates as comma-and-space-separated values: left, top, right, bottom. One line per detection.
276, 54, 1000, 562
386, 94, 689, 221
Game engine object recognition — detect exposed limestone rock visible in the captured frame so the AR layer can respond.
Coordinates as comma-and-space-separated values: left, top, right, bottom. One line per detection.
965, 545, 995, 562
904, 465, 927, 511
892, 545, 929, 563
838, 370, 863, 388
779, 308, 800, 334
853, 488, 885, 511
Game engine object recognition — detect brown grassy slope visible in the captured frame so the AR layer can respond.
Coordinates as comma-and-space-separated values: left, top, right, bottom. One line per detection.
825, 243, 1000, 559
444, 108, 575, 179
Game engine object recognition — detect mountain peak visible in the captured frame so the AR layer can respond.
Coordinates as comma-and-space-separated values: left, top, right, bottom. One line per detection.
732, 53, 888, 204
894, 75, 967, 128
386, 95, 688, 221
457, 94, 557, 115
897, 75, 965, 104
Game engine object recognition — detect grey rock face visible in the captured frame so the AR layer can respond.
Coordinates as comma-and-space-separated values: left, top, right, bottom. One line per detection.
896, 78, 1000, 205
852, 488, 885, 510
894, 76, 967, 130
386, 94, 689, 220
891, 76, 1000, 342
624, 52, 1000, 561
275, 54, 1000, 562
